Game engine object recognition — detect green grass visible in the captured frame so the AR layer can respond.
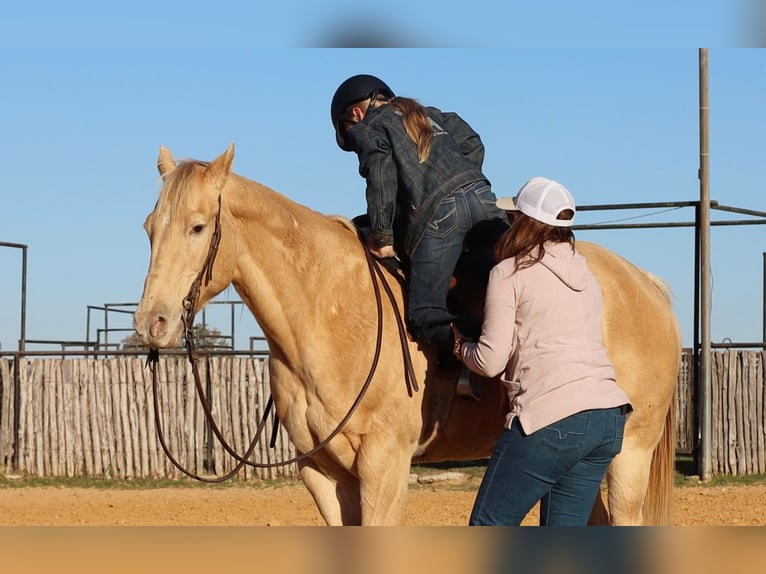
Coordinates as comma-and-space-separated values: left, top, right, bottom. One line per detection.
0, 474, 299, 490
413, 458, 766, 490
674, 470, 766, 488
2, 457, 765, 490
672, 453, 766, 487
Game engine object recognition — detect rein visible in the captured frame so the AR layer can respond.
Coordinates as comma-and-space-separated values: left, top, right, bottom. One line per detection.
146, 198, 417, 482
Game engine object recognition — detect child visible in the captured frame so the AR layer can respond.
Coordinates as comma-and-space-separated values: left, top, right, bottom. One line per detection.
331, 74, 506, 367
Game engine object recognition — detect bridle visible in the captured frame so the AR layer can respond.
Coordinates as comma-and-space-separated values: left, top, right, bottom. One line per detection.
146, 195, 418, 482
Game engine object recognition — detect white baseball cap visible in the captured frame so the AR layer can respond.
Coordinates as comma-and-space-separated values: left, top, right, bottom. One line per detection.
496, 177, 576, 227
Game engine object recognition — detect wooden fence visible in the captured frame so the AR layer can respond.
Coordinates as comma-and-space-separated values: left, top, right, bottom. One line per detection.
710, 350, 765, 475
0, 350, 764, 479
0, 356, 298, 480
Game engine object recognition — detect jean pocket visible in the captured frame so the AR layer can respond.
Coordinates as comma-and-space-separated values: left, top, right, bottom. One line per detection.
610, 413, 627, 457
473, 185, 504, 217
539, 413, 588, 456
426, 197, 457, 238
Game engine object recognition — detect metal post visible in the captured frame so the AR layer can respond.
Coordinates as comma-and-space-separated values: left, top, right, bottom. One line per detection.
0, 241, 28, 472
0, 242, 27, 352
230, 302, 236, 350
104, 303, 110, 353
763, 252, 766, 343
86, 306, 92, 348
698, 48, 712, 481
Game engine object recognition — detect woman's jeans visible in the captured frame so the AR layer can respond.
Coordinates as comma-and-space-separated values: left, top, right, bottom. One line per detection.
470, 407, 628, 526
406, 180, 505, 355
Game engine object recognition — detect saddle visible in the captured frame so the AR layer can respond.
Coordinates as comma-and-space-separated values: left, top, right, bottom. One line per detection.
352, 215, 509, 400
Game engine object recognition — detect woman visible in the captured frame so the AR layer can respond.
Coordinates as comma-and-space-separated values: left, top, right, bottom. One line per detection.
451, 176, 632, 526
331, 74, 506, 367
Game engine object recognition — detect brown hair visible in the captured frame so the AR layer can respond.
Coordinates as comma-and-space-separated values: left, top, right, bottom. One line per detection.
387, 97, 433, 163
495, 211, 575, 270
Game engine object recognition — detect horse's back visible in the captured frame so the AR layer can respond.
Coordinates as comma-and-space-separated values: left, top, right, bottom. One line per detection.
577, 240, 681, 366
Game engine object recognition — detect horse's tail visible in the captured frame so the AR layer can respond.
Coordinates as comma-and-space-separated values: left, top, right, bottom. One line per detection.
643, 380, 677, 525
645, 270, 674, 302
640, 268, 679, 525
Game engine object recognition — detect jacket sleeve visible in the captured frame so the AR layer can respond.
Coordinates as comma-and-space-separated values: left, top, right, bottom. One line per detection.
348, 124, 397, 247
461, 264, 517, 377
441, 112, 485, 168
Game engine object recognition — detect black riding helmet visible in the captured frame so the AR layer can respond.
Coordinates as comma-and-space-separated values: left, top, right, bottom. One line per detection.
331, 74, 395, 151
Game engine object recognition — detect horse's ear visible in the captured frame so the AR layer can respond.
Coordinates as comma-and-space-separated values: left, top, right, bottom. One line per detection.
157, 146, 177, 179
205, 142, 235, 190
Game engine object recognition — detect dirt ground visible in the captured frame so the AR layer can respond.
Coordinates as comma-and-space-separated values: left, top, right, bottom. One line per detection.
0, 479, 764, 526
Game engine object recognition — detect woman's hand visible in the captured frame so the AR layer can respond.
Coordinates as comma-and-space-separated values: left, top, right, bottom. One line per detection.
450, 323, 467, 361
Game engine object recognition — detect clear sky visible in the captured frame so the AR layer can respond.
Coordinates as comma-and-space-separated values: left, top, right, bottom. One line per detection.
0, 5, 764, 352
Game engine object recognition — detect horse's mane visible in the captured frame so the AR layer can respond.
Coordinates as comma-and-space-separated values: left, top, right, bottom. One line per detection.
162, 159, 362, 249
160, 160, 209, 201
177, 159, 210, 168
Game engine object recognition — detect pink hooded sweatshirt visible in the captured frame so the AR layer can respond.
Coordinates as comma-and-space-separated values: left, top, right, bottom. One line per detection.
460, 241, 631, 434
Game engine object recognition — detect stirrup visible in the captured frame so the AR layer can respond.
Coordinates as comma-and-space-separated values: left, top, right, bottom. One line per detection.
456, 365, 481, 401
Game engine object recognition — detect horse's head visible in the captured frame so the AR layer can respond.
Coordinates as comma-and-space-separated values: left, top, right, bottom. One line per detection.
134, 143, 237, 348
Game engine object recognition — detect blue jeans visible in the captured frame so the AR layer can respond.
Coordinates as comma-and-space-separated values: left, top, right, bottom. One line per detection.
470, 407, 627, 526
406, 180, 505, 352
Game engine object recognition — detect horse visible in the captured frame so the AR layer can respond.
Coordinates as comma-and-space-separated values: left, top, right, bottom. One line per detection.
133, 143, 681, 526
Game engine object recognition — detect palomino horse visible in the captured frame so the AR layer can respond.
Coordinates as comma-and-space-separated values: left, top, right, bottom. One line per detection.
134, 143, 681, 526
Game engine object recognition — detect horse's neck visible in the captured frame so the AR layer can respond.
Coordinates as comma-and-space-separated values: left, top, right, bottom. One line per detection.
227, 179, 367, 364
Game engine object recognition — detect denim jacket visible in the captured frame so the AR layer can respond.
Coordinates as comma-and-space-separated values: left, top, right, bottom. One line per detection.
346, 103, 489, 256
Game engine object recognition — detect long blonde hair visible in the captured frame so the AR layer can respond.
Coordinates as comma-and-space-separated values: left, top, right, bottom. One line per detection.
388, 97, 433, 163
355, 95, 434, 163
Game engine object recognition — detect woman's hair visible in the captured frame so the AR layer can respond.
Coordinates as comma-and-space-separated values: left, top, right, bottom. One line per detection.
495, 211, 575, 270
350, 95, 433, 163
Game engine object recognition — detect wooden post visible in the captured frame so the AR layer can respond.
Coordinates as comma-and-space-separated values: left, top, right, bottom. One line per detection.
698, 48, 713, 481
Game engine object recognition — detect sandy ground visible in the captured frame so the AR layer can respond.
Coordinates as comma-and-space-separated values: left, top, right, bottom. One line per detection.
4, 478, 764, 574
0, 479, 764, 526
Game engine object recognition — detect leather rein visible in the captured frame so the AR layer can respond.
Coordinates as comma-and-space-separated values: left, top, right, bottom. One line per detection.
146, 195, 418, 482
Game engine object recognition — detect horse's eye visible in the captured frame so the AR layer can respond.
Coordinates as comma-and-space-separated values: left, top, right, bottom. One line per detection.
191, 224, 205, 235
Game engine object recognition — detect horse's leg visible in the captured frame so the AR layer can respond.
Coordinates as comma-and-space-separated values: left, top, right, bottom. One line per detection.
298, 461, 362, 525
607, 394, 676, 526
603, 446, 653, 525
587, 492, 610, 525
356, 436, 413, 525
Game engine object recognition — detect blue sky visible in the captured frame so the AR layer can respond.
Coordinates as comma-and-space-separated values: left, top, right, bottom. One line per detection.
0, 7, 764, 351
0, 2, 755, 48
